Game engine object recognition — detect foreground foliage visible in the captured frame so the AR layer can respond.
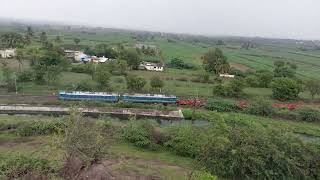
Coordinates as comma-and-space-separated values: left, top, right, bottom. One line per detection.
121, 113, 320, 179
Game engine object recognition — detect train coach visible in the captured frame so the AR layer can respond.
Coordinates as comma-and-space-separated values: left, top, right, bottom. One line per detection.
123, 93, 177, 104
58, 91, 177, 104
58, 91, 120, 102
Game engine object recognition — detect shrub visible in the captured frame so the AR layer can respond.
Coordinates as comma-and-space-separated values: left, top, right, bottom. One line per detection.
271, 78, 301, 101
198, 121, 319, 179
245, 75, 259, 87
205, 100, 239, 112
191, 171, 217, 180
62, 112, 106, 164
94, 66, 111, 87
298, 108, 320, 122
74, 80, 97, 91
70, 64, 94, 74
256, 70, 274, 88
150, 76, 164, 90
244, 98, 275, 116
0, 153, 53, 178
164, 125, 202, 157
213, 78, 246, 97
274, 109, 299, 120
176, 77, 189, 82
17, 120, 67, 136
122, 120, 161, 149
168, 58, 196, 70
126, 76, 147, 92
17, 70, 34, 82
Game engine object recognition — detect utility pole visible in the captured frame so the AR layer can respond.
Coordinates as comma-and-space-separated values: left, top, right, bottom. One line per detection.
13, 72, 17, 94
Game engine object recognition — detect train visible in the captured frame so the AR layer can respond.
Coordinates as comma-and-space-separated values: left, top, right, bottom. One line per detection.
58, 91, 178, 104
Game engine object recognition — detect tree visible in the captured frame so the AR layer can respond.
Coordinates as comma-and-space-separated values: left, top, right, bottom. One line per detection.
119, 49, 141, 70
216, 40, 225, 45
94, 44, 117, 58
54, 36, 63, 44
94, 65, 111, 87
46, 65, 61, 85
0, 32, 26, 48
274, 61, 297, 78
202, 48, 230, 74
229, 78, 246, 97
33, 48, 67, 84
26, 26, 34, 38
150, 76, 164, 91
40, 32, 48, 45
74, 38, 80, 45
15, 49, 24, 72
27, 47, 42, 66
126, 76, 146, 92
1, 63, 16, 92
24, 26, 34, 45
305, 79, 320, 100
213, 78, 246, 97
117, 60, 128, 75
256, 70, 274, 88
33, 64, 47, 84
62, 111, 105, 167
271, 77, 301, 101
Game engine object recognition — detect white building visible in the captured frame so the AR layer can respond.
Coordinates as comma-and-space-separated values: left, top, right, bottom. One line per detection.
64, 50, 85, 62
0, 49, 16, 58
219, 74, 235, 78
140, 62, 164, 72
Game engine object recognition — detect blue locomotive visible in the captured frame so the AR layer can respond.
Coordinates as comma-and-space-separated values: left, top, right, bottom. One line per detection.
58, 91, 177, 104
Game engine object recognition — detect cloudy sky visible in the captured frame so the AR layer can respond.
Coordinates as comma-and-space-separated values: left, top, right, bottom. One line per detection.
1, 0, 319, 40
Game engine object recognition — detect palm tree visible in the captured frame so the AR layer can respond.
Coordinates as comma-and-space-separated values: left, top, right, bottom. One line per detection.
27, 47, 42, 66
15, 49, 24, 72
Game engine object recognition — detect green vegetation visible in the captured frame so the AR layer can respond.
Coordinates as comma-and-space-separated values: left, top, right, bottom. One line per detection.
1, 24, 320, 179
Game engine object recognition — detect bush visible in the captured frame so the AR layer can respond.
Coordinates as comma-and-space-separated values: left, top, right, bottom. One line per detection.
245, 75, 259, 87
126, 76, 147, 92
198, 121, 320, 179
63, 112, 106, 164
164, 125, 202, 157
70, 64, 94, 74
298, 108, 320, 122
168, 58, 196, 70
17, 70, 34, 82
191, 171, 217, 180
122, 120, 162, 149
271, 78, 301, 101
150, 76, 164, 90
0, 153, 53, 178
244, 98, 275, 116
274, 109, 299, 120
205, 100, 239, 112
213, 78, 246, 97
74, 80, 97, 91
17, 120, 67, 136
175, 77, 189, 82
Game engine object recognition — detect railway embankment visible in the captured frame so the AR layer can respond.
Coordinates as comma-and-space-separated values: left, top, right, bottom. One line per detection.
0, 105, 184, 120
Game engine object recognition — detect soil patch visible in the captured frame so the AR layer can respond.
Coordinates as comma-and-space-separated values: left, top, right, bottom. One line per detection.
230, 63, 255, 72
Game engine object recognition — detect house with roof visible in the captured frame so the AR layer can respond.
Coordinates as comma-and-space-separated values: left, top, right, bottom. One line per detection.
139, 62, 164, 72
0, 49, 16, 58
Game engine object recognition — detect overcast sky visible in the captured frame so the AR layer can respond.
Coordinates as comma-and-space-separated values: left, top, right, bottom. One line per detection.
1, 0, 319, 40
